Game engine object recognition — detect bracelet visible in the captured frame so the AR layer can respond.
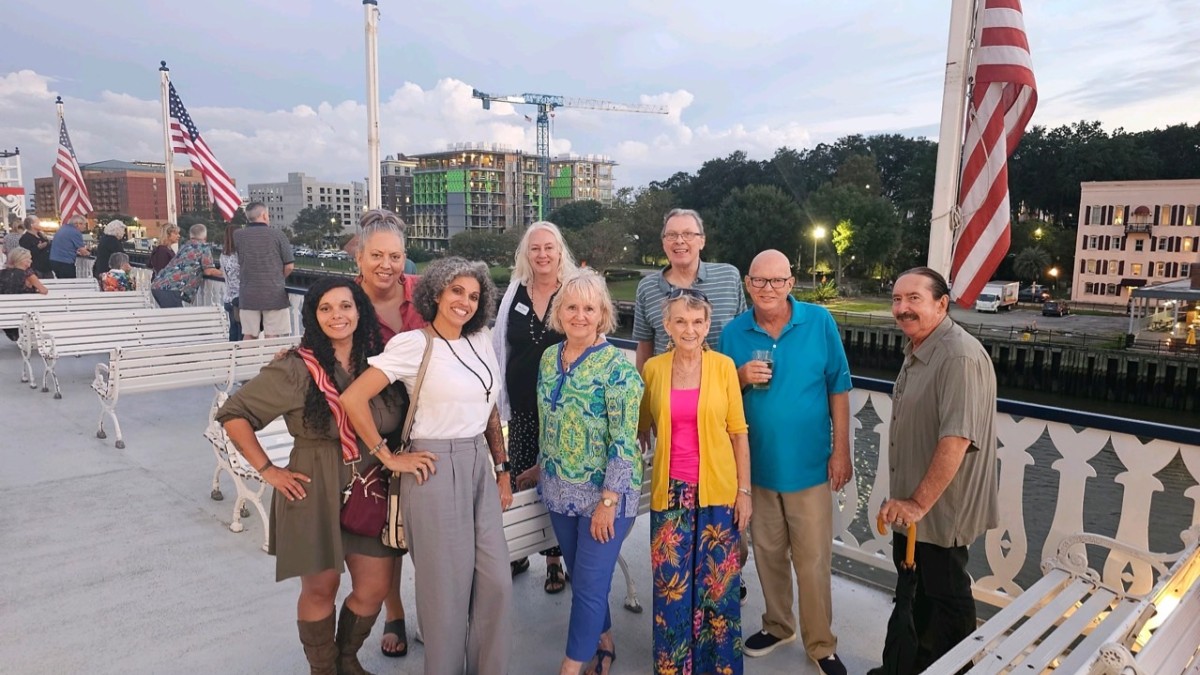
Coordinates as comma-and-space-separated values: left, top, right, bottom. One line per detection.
738, 487, 752, 496
257, 460, 275, 473
369, 439, 388, 456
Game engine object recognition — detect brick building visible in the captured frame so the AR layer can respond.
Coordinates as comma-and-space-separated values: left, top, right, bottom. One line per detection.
33, 159, 229, 237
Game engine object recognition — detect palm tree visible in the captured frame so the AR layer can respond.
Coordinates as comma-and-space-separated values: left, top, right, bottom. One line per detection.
1014, 246, 1051, 289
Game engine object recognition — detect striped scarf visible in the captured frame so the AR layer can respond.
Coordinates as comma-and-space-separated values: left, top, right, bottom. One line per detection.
296, 348, 359, 464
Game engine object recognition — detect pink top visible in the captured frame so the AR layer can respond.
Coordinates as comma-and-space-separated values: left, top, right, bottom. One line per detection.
669, 388, 701, 483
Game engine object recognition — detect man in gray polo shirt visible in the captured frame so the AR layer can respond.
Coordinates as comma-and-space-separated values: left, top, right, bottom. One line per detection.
235, 202, 295, 338
873, 266, 998, 673
633, 208, 745, 370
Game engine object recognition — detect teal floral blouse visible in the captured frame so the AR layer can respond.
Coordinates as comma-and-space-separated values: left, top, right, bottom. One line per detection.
537, 341, 644, 518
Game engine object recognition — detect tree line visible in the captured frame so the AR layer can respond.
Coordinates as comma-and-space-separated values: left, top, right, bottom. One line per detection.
450, 120, 1200, 293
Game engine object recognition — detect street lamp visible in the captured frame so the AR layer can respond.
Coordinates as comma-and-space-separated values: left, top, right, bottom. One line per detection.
811, 225, 826, 288
1049, 266, 1059, 292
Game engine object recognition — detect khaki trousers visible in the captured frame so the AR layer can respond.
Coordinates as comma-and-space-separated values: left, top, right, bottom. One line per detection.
750, 482, 837, 659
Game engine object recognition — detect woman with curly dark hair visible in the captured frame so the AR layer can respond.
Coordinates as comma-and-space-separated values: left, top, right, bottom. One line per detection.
217, 276, 403, 675
343, 256, 514, 675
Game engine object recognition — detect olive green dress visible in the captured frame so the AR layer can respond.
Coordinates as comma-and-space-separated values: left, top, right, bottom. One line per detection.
216, 354, 403, 581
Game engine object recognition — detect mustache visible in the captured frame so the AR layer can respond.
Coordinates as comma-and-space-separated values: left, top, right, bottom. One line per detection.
895, 312, 919, 321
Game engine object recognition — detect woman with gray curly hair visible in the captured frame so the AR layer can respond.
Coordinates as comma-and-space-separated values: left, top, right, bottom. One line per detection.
343, 256, 514, 675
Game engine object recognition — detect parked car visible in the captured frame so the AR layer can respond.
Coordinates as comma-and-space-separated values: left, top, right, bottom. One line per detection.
1019, 285, 1051, 303
1042, 300, 1070, 317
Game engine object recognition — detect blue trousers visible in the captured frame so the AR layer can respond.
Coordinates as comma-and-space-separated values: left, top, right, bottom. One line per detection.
548, 510, 635, 662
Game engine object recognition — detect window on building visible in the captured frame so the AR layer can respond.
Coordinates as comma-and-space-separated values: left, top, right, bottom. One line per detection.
1131, 263, 1142, 275
1089, 235, 1098, 249
1183, 263, 1191, 278
1109, 259, 1118, 274
1084, 282, 1095, 294
1156, 262, 1167, 277
1135, 239, 1144, 252
1107, 284, 1118, 295
1085, 260, 1097, 274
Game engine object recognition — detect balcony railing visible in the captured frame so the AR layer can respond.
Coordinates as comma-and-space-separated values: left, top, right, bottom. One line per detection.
1125, 222, 1154, 234
77, 258, 1200, 611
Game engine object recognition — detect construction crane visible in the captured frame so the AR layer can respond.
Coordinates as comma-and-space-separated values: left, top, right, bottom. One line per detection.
471, 89, 669, 218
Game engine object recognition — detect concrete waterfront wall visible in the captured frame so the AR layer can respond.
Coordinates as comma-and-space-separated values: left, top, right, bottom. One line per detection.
841, 325, 1200, 412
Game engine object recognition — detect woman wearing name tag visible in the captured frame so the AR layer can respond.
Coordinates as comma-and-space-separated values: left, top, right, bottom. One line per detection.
494, 220, 575, 592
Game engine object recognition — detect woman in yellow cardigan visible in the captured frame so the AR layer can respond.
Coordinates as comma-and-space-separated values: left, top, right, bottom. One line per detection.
639, 288, 752, 675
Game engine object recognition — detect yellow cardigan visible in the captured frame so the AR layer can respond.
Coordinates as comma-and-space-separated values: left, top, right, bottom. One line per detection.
640, 349, 749, 510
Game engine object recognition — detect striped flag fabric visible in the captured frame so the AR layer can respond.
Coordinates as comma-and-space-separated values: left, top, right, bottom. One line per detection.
168, 82, 240, 221
950, 0, 1038, 307
54, 116, 93, 221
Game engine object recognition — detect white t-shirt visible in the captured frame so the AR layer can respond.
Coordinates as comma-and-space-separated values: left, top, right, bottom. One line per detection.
368, 328, 500, 440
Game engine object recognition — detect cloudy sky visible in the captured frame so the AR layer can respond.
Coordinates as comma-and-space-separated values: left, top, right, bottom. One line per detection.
2, 0, 1198, 195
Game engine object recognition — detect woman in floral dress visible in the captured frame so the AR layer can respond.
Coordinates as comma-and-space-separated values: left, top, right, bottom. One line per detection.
640, 289, 751, 675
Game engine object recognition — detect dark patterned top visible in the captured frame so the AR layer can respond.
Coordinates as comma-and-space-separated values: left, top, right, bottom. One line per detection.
0, 268, 38, 295
504, 283, 564, 414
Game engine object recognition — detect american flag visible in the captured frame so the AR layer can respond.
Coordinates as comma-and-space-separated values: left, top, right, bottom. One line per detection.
54, 116, 93, 221
168, 82, 240, 221
950, 0, 1038, 307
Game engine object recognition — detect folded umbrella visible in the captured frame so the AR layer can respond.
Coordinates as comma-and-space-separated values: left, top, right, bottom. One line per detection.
869, 516, 919, 675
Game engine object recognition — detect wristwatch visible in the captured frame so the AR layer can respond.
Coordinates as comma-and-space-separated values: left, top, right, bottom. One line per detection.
600, 496, 616, 508
494, 461, 511, 474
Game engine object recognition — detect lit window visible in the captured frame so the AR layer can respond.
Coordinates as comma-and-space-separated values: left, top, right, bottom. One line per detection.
1131, 263, 1142, 275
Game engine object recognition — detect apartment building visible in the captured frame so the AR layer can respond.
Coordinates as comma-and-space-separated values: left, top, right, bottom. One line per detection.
547, 154, 617, 212
1072, 179, 1199, 307
33, 160, 223, 237
247, 172, 365, 233
408, 144, 543, 251
381, 155, 417, 225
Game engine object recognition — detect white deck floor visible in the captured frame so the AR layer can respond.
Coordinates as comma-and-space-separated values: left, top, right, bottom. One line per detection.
0, 346, 891, 674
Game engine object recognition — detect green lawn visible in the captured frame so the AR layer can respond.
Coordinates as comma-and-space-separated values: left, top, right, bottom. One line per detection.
607, 278, 642, 302
824, 298, 892, 313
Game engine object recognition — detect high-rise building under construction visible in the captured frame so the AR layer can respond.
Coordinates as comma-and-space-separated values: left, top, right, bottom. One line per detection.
405, 144, 615, 251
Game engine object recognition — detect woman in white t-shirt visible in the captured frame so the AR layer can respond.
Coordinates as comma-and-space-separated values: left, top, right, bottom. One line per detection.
342, 256, 514, 675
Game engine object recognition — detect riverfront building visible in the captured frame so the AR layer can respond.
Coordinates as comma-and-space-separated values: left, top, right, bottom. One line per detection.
247, 172, 365, 234
547, 153, 617, 212
404, 144, 618, 251
380, 155, 417, 225
1071, 179, 1200, 307
33, 160, 224, 237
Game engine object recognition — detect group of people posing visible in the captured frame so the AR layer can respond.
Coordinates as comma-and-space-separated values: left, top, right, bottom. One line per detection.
212, 205, 998, 675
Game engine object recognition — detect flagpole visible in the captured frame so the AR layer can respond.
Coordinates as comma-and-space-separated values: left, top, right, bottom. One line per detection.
160, 61, 178, 226
364, 0, 381, 213
55, 96, 65, 219
926, 0, 978, 277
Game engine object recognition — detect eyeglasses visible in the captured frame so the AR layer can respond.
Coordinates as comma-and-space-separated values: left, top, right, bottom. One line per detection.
661, 231, 703, 242
667, 287, 710, 302
747, 276, 793, 289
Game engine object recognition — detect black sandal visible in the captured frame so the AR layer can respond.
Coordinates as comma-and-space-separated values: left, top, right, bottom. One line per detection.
590, 647, 616, 675
511, 557, 530, 577
380, 618, 407, 657
545, 562, 567, 594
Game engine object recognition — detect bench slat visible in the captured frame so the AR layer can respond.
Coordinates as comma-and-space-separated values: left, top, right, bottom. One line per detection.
1014, 587, 1118, 672
1051, 597, 1147, 674
973, 578, 1098, 675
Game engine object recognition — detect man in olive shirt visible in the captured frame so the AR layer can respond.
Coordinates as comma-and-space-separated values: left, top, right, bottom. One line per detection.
873, 267, 998, 673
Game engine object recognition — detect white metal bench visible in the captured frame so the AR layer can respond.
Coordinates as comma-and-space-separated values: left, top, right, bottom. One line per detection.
23, 305, 228, 398
42, 277, 101, 291
927, 525, 1200, 674
92, 336, 298, 448
205, 401, 295, 552
1, 288, 151, 331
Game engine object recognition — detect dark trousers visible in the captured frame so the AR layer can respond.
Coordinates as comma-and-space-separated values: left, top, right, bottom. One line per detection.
50, 261, 76, 279
151, 289, 184, 308
224, 301, 242, 341
892, 533, 976, 672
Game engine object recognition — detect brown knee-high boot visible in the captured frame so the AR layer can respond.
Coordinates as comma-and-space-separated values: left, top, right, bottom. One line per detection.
297, 613, 338, 675
336, 602, 381, 675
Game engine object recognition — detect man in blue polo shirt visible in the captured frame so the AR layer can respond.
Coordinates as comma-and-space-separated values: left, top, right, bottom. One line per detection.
48, 215, 91, 279
719, 249, 852, 675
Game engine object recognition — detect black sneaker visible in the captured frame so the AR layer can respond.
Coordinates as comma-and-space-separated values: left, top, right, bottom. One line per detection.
742, 629, 796, 657
813, 654, 847, 675
740, 582, 748, 606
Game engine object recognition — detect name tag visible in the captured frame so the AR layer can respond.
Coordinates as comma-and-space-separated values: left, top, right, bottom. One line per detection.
514, 302, 530, 315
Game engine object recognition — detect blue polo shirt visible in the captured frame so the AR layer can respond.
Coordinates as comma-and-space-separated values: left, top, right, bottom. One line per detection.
49, 224, 85, 264
719, 297, 851, 493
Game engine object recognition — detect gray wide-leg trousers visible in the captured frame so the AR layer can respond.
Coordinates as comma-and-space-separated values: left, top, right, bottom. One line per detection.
401, 435, 513, 675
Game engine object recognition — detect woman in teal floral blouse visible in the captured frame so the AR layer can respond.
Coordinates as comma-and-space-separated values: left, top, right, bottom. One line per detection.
525, 268, 643, 675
